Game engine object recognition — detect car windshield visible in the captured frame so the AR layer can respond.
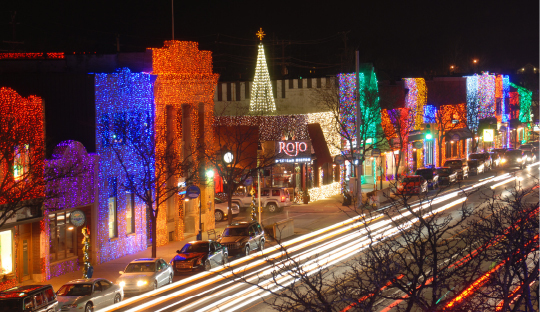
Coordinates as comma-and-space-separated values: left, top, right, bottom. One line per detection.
179, 243, 209, 253
437, 168, 453, 174
222, 227, 248, 237
0, 299, 22, 311
125, 262, 156, 273
57, 284, 93, 296
506, 150, 523, 157
467, 160, 478, 166
444, 161, 461, 166
403, 177, 420, 183
469, 154, 483, 159
415, 170, 432, 178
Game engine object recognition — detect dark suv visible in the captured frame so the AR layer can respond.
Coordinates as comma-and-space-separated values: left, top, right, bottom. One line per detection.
414, 167, 439, 189
0, 285, 58, 312
502, 150, 526, 169
217, 221, 265, 257
469, 153, 491, 171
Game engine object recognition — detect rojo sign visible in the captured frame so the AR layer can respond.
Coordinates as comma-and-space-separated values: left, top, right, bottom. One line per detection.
275, 140, 311, 163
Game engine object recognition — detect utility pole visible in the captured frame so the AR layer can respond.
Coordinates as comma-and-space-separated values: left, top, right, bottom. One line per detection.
355, 50, 363, 206
171, 0, 174, 40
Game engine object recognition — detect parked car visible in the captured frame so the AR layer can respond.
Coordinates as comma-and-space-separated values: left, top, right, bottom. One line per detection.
436, 167, 458, 185
467, 159, 484, 175
501, 150, 527, 169
56, 278, 122, 312
116, 258, 173, 294
518, 144, 535, 152
232, 187, 291, 213
217, 221, 265, 257
414, 167, 439, 189
491, 148, 508, 157
214, 197, 240, 222
523, 150, 537, 163
0, 284, 58, 312
396, 175, 428, 195
469, 153, 491, 170
488, 152, 502, 168
170, 240, 228, 274
443, 158, 469, 179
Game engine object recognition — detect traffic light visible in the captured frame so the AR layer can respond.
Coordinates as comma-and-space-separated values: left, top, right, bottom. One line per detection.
425, 132, 433, 140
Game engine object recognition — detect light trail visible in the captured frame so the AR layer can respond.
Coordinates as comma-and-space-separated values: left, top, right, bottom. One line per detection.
490, 176, 517, 189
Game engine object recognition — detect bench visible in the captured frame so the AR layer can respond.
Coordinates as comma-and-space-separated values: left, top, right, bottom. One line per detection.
207, 229, 217, 240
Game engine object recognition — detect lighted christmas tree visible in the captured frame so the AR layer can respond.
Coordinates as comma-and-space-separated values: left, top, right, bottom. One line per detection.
249, 28, 276, 114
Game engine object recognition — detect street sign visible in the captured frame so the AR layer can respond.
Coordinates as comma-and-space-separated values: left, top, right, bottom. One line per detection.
334, 155, 345, 165
186, 185, 201, 199
371, 149, 381, 156
70, 210, 86, 227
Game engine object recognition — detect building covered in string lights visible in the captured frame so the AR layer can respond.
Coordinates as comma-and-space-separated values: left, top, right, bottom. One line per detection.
0, 87, 46, 290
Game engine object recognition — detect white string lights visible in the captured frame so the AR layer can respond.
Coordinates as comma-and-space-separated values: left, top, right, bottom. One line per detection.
249, 42, 276, 114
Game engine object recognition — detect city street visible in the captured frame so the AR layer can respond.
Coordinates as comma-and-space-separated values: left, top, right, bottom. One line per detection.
98, 163, 539, 312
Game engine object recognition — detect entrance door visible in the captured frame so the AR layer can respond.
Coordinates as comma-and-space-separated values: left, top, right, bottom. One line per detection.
18, 232, 32, 282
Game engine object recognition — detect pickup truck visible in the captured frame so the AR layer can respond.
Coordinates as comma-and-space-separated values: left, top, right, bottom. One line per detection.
232, 187, 291, 213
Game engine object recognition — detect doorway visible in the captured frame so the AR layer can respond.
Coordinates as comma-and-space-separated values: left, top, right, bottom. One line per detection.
18, 224, 32, 282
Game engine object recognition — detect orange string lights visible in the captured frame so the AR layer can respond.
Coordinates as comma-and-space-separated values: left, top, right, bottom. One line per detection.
151, 41, 219, 245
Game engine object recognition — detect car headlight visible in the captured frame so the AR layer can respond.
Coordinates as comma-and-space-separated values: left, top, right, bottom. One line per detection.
501, 159, 506, 163
119, 281, 125, 288
517, 158, 522, 162
137, 280, 148, 287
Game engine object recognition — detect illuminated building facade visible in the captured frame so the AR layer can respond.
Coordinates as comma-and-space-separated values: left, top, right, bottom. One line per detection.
0, 87, 45, 290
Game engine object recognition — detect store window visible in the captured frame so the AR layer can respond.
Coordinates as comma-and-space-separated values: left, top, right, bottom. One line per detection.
0, 230, 13, 275
126, 192, 135, 234
13, 144, 30, 181
48, 212, 78, 262
108, 177, 117, 239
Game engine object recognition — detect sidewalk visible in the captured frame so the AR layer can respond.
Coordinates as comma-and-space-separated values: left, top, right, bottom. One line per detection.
43, 227, 228, 292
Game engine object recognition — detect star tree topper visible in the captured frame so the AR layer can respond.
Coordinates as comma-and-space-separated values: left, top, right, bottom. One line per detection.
256, 28, 265, 41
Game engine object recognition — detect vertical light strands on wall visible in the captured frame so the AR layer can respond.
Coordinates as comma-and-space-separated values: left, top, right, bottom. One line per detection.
502, 75, 510, 123
466, 75, 480, 133
510, 82, 532, 123
337, 73, 358, 142
478, 73, 496, 119
404, 78, 427, 130
249, 42, 276, 114
95, 68, 153, 263
151, 41, 219, 245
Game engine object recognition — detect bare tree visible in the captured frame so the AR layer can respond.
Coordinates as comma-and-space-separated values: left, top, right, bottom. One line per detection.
434, 104, 467, 167
110, 119, 198, 258
382, 107, 416, 180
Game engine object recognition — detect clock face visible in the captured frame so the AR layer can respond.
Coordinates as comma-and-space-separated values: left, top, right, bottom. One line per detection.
224, 152, 233, 163
70, 210, 86, 227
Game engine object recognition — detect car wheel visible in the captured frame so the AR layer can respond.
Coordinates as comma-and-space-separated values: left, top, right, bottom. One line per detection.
114, 293, 121, 304
85, 302, 93, 312
222, 253, 228, 266
259, 239, 265, 251
267, 203, 278, 213
215, 210, 224, 222
245, 245, 250, 256
204, 259, 211, 271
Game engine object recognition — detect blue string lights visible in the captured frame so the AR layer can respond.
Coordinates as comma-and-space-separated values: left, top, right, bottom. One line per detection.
95, 68, 154, 264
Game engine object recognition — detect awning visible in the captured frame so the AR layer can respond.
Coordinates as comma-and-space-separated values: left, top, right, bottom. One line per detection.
307, 123, 332, 166
445, 128, 473, 141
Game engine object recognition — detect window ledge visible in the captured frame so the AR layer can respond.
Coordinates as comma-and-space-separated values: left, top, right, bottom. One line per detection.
109, 237, 118, 242
50, 255, 79, 267
126, 233, 136, 237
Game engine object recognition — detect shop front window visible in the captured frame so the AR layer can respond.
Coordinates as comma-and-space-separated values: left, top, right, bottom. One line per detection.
0, 230, 13, 275
108, 177, 117, 239
48, 212, 78, 262
126, 192, 135, 234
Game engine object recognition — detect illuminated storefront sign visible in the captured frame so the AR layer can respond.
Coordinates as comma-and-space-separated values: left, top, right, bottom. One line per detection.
275, 140, 311, 163
483, 129, 494, 142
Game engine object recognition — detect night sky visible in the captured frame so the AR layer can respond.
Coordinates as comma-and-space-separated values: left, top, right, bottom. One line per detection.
1, 0, 538, 81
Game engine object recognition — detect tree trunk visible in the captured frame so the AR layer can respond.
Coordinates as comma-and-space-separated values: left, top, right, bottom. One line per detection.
151, 208, 158, 258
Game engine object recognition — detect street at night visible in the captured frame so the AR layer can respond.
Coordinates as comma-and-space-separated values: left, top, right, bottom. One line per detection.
0, 0, 538, 313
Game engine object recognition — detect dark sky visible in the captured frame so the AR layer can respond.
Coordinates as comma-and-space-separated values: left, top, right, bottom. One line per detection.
1, 0, 538, 81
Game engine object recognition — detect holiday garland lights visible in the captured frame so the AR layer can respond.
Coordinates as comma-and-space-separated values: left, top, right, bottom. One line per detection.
404, 78, 427, 130
95, 68, 153, 263
0, 52, 64, 59
249, 43, 276, 114
509, 83, 532, 123
151, 41, 218, 244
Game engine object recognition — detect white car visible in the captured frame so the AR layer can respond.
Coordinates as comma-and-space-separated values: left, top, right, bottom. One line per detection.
56, 278, 123, 312
116, 258, 173, 294
215, 197, 240, 222
232, 187, 291, 213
